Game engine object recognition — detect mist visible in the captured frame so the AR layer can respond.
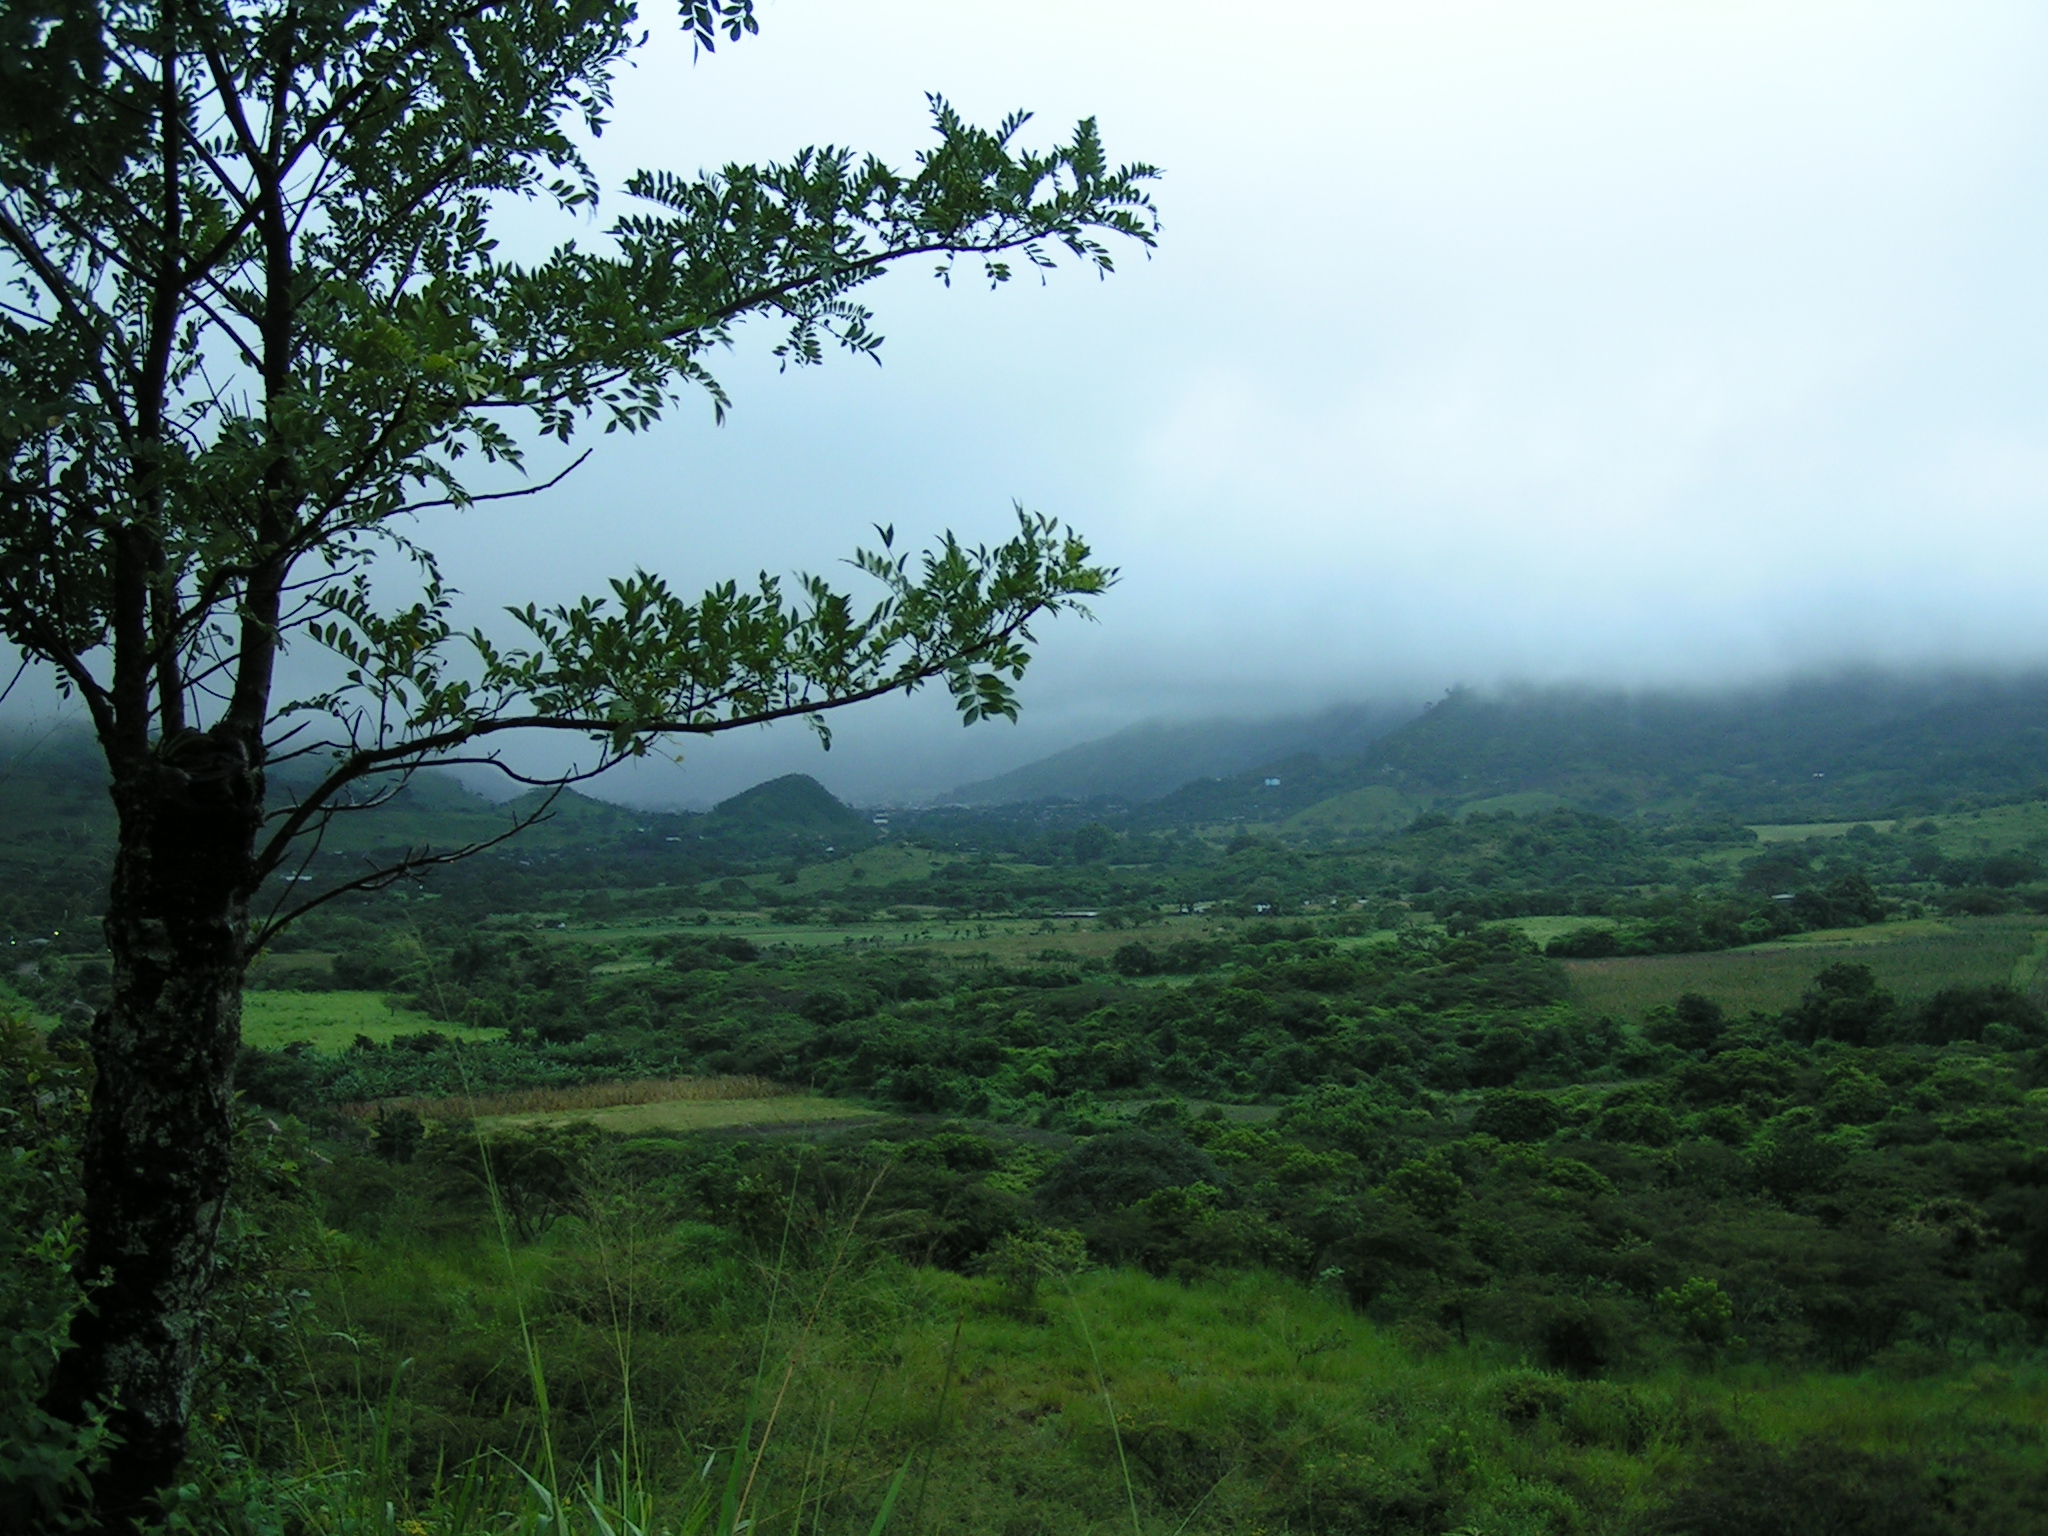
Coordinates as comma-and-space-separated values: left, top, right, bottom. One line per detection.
16, 1, 2048, 806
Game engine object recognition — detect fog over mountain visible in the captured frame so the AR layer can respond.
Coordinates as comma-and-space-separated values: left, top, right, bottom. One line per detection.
10, 3, 2048, 807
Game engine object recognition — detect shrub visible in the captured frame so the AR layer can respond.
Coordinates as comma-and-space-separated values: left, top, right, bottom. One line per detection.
1657, 1276, 1735, 1350
1822, 1068, 1891, 1126
1471, 1088, 1563, 1143
1595, 1095, 1679, 1147
1941, 888, 2013, 917
981, 1225, 1086, 1315
1546, 926, 1621, 958
1913, 985, 2046, 1046
800, 986, 878, 1026
1980, 853, 2041, 888
0, 1017, 112, 1530
1493, 1369, 1569, 1427
1110, 941, 1160, 977
1788, 963, 1895, 1046
1644, 992, 1727, 1052
1035, 1130, 1224, 1220
331, 940, 411, 990
236, 1043, 340, 1115
1648, 1439, 1960, 1536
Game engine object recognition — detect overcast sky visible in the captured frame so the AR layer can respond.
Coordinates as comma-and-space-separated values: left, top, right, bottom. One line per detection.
29, 2, 2048, 805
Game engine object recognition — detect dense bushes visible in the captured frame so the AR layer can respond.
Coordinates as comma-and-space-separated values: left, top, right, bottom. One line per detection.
0, 1019, 106, 1529
216, 902, 2048, 1388
1645, 1436, 2047, 1536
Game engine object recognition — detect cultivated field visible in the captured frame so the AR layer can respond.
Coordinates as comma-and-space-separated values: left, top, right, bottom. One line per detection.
241, 989, 502, 1051
1564, 913, 2048, 1021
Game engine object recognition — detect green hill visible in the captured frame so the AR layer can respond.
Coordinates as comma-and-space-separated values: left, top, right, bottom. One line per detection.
0, 733, 879, 946
1370, 674, 2048, 823
711, 772, 864, 834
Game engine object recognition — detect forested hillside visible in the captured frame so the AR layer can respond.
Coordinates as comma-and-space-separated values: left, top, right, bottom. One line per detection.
965, 673, 2048, 830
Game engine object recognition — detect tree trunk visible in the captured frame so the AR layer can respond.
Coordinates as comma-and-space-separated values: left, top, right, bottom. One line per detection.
43, 728, 261, 1533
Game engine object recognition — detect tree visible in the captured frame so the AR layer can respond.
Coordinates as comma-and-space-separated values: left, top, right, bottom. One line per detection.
0, 1, 1156, 1523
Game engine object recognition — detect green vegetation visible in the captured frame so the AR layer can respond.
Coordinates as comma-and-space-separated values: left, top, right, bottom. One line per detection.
7, 674, 2048, 1531
1560, 916, 2048, 1023
240, 991, 499, 1053
0, 0, 1159, 1511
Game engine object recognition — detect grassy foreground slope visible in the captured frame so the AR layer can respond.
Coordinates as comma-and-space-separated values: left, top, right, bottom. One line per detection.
271, 1213, 2048, 1536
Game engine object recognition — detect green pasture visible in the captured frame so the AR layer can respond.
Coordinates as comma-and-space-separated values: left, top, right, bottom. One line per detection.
1927, 798, 2048, 856
1564, 914, 2048, 1022
727, 840, 954, 900
1281, 783, 1421, 835
241, 989, 502, 1052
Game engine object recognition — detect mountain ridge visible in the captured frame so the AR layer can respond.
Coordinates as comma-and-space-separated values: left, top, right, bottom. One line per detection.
1129, 672, 2048, 831
938, 701, 1420, 806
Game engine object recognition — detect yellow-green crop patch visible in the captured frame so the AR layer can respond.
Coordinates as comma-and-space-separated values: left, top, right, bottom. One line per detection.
241, 990, 502, 1053
480, 1094, 873, 1134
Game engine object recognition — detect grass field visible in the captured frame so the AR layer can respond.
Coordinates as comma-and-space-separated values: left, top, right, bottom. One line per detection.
1282, 784, 1421, 835
1564, 914, 2048, 1021
731, 841, 955, 901
1931, 800, 2048, 856
241, 990, 503, 1052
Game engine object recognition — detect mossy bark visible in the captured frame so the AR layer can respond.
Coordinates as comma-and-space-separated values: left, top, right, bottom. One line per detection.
42, 729, 261, 1532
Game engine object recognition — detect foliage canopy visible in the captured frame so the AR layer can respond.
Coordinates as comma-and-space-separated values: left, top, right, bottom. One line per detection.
0, 0, 1154, 880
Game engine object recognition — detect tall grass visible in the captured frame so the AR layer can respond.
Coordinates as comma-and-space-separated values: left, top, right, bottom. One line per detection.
193, 1241, 2048, 1536
195, 1129, 925, 1536
186, 1117, 2048, 1536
